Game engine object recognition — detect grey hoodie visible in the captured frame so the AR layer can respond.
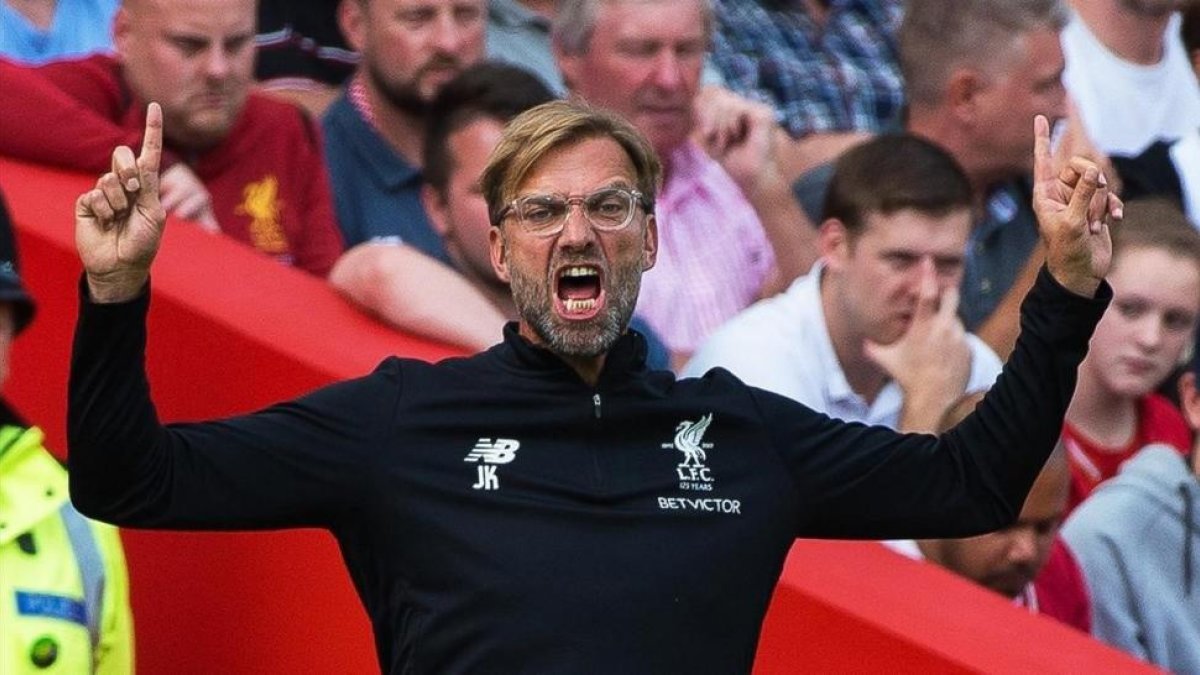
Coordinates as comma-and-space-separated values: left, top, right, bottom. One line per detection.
1063, 444, 1199, 673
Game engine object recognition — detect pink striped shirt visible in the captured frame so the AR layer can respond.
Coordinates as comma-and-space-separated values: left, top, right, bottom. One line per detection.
635, 141, 775, 355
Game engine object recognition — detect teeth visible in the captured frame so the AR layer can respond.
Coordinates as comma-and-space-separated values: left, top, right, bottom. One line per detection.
561, 266, 598, 278
564, 298, 597, 313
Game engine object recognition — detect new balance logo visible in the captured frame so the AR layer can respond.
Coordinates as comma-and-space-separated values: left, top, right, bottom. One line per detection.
464, 438, 520, 490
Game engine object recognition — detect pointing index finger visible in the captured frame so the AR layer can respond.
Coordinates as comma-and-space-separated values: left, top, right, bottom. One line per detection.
936, 284, 960, 323
1032, 114, 1052, 186
139, 102, 163, 175
913, 263, 939, 321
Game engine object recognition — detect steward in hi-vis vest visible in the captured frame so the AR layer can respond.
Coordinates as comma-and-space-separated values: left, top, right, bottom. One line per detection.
0, 410, 133, 673
0, 190, 133, 673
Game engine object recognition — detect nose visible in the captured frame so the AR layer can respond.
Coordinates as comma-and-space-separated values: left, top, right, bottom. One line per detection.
906, 256, 937, 293
557, 204, 599, 250
650, 49, 684, 91
1134, 314, 1166, 350
203, 45, 231, 79
431, 11, 465, 54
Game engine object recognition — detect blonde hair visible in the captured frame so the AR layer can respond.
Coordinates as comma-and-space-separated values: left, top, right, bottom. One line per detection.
481, 100, 662, 227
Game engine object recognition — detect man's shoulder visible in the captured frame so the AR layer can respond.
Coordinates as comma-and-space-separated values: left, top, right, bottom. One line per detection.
239, 93, 322, 143
963, 332, 1003, 386
683, 275, 825, 392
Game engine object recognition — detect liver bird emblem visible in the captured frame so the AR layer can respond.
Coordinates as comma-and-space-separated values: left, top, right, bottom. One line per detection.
673, 413, 713, 467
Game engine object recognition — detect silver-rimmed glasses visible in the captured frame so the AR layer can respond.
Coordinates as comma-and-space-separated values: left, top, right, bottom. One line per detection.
499, 187, 649, 237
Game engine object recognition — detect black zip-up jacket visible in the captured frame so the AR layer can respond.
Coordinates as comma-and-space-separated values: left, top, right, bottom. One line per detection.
68, 267, 1110, 674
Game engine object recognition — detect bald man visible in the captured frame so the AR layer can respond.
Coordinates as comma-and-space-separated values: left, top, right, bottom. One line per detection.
0, 0, 344, 276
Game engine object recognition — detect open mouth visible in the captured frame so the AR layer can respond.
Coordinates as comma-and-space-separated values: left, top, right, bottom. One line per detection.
554, 265, 605, 320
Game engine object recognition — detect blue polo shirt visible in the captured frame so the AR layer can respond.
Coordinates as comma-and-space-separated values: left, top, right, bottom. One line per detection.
321, 92, 449, 263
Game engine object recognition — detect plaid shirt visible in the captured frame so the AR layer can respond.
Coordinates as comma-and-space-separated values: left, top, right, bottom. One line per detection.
710, 0, 905, 137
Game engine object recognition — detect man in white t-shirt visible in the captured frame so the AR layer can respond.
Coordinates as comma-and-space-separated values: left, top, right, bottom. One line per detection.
1063, 0, 1200, 155
685, 134, 1001, 432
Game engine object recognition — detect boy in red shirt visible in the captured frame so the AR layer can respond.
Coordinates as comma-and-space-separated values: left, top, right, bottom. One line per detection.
1063, 198, 1200, 511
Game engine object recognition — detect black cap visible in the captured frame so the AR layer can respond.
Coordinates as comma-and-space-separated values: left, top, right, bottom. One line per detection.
0, 191, 36, 334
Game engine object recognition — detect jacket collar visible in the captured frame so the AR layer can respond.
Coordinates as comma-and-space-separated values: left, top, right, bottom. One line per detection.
492, 322, 649, 387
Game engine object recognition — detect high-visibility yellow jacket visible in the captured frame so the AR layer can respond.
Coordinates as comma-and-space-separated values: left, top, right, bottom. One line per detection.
1, 424, 133, 673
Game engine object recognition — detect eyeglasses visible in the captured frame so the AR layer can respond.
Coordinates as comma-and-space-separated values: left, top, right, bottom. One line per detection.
499, 187, 649, 237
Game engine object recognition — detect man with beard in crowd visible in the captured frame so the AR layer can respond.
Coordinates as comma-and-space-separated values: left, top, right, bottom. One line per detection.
322, 0, 486, 261
67, 100, 1117, 672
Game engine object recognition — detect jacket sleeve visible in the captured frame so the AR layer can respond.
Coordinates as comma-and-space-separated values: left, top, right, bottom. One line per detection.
67, 278, 400, 531
761, 266, 1110, 539
0, 56, 165, 174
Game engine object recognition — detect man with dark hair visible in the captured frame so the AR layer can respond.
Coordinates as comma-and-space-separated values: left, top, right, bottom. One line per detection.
687, 134, 1001, 434
68, 99, 1116, 672
793, 0, 1079, 361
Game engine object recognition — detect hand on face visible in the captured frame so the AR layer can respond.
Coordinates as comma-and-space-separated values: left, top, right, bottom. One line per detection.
75, 103, 166, 303
1032, 114, 1122, 297
864, 265, 972, 427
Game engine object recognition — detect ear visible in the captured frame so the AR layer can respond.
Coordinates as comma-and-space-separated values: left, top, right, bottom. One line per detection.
421, 184, 451, 238
113, 7, 133, 60
1180, 372, 1200, 431
641, 213, 658, 271
489, 226, 510, 283
554, 40, 582, 92
817, 218, 850, 272
946, 67, 987, 123
338, 0, 368, 53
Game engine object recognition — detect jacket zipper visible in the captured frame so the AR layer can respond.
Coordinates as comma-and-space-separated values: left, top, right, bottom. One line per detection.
591, 392, 603, 488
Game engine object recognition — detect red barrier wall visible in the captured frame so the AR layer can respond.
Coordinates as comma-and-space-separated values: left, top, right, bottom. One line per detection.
0, 157, 1151, 673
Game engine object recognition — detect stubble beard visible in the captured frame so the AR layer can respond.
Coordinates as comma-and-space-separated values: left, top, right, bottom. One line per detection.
366, 60, 431, 117
1118, 0, 1182, 18
506, 249, 643, 358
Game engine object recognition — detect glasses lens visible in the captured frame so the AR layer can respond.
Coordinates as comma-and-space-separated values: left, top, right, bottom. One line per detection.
512, 188, 639, 235
517, 195, 569, 234
585, 188, 634, 229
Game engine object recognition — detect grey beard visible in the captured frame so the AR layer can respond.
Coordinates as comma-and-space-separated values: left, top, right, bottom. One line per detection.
508, 256, 642, 359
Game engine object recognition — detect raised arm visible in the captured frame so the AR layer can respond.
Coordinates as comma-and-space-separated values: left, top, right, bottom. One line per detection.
69, 105, 388, 530
770, 115, 1120, 539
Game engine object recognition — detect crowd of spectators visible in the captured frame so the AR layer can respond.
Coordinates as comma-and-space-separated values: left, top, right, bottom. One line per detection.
2, 0, 1198, 671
